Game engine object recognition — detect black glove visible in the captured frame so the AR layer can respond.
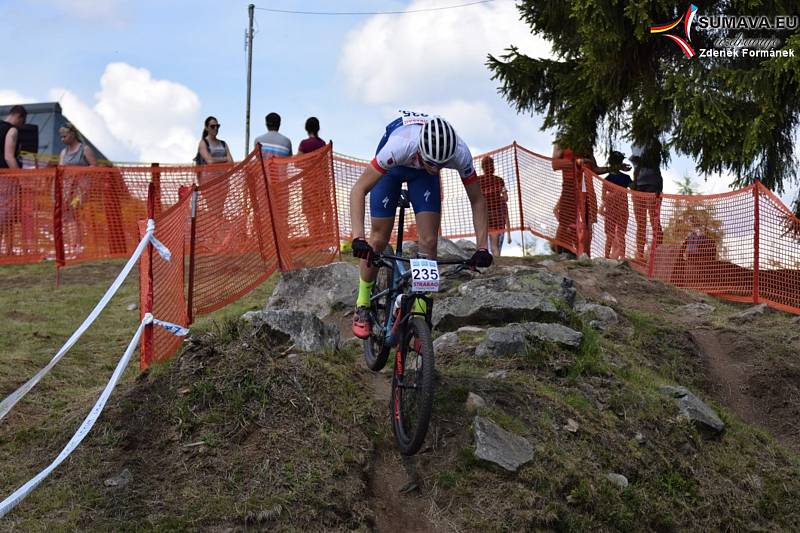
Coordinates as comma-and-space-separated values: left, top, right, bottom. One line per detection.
469, 248, 493, 268
352, 237, 374, 261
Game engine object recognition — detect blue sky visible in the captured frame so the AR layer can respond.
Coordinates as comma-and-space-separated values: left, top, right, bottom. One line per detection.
0, 0, 796, 205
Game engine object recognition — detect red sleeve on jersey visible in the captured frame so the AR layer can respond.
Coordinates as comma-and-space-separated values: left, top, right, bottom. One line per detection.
370, 158, 387, 175
461, 172, 479, 186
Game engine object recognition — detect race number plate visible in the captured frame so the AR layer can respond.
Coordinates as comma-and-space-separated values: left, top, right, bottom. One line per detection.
399, 109, 430, 126
410, 259, 440, 293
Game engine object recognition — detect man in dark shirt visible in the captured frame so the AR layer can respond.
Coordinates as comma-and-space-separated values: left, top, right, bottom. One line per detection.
630, 143, 664, 261
0, 105, 26, 256
0, 105, 26, 169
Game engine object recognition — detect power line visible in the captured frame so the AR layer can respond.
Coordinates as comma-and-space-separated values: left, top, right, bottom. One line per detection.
253, 0, 495, 16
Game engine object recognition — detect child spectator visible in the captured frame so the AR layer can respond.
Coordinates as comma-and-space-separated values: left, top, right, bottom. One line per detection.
598, 150, 632, 259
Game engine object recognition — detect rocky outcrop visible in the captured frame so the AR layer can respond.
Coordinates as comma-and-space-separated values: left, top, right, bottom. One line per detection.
243, 309, 340, 352
266, 262, 359, 319
475, 322, 583, 357
433, 269, 576, 331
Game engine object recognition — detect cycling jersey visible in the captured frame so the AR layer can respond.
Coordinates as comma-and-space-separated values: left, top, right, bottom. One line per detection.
369, 112, 478, 185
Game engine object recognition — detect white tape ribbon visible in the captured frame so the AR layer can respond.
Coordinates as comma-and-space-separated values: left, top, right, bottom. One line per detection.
153, 318, 189, 337
0, 314, 152, 518
0, 219, 169, 422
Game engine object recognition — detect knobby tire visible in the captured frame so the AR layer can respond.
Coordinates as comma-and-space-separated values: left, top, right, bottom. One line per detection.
363, 263, 391, 371
392, 316, 435, 455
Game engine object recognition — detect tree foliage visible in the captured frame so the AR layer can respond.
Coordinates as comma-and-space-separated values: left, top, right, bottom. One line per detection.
488, 1, 800, 212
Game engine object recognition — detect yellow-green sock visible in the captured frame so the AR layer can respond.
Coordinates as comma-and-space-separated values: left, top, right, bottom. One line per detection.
356, 278, 375, 308
412, 297, 428, 315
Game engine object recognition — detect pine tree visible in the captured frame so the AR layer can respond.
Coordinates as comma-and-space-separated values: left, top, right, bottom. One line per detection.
487, 1, 800, 214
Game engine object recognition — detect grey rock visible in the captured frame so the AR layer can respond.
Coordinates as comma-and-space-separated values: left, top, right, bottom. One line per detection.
267, 262, 359, 319
456, 326, 486, 334
475, 327, 526, 357
564, 418, 579, 433
524, 322, 583, 348
126, 303, 138, 311
433, 332, 459, 350
466, 392, 486, 413
576, 303, 618, 329
435, 292, 560, 331
404, 236, 471, 261
242, 309, 340, 352
730, 303, 768, 323
659, 385, 725, 437
473, 416, 534, 472
600, 292, 618, 305
104, 468, 132, 489
792, 316, 800, 324
606, 473, 629, 489
485, 370, 509, 380
681, 302, 715, 317
592, 257, 624, 267
454, 239, 477, 253
634, 432, 646, 445
434, 269, 576, 331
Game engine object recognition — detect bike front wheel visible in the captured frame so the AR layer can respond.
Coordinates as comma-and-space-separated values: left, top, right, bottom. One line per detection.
363, 262, 391, 371
391, 316, 435, 455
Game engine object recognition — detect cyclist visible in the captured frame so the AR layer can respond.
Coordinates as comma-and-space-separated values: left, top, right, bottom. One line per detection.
349, 111, 493, 339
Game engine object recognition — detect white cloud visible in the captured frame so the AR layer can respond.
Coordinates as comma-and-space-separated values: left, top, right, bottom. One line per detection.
339, 0, 550, 105
0, 90, 36, 105
2, 63, 200, 163
94, 63, 200, 163
47, 87, 132, 161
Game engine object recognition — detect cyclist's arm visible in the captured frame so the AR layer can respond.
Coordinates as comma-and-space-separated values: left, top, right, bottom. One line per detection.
463, 177, 489, 252
350, 163, 384, 239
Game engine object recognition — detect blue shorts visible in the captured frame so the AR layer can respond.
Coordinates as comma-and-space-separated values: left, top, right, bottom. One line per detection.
369, 166, 441, 218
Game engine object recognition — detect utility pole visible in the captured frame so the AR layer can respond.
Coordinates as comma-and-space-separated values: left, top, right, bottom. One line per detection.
245, 4, 255, 158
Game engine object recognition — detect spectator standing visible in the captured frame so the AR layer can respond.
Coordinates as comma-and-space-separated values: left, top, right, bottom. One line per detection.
630, 142, 664, 261
195, 116, 234, 251
254, 112, 292, 158
0, 105, 25, 169
478, 155, 511, 256
58, 122, 97, 166
58, 123, 97, 255
196, 116, 233, 165
297, 117, 332, 254
0, 105, 26, 256
297, 116, 325, 155
598, 150, 632, 259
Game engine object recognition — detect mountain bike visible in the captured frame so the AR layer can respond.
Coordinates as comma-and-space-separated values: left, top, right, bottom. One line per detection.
362, 189, 473, 455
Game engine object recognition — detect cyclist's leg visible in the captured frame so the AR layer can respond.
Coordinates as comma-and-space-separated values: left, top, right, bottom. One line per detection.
406, 170, 441, 316
353, 172, 401, 338
406, 169, 441, 258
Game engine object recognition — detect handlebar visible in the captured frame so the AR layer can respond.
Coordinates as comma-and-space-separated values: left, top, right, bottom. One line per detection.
371, 252, 477, 277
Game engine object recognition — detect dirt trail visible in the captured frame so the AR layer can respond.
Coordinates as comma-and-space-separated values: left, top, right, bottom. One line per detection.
550, 260, 800, 454
357, 356, 441, 533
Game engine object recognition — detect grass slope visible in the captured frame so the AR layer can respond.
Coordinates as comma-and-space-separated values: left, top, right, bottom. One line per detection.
1, 257, 799, 531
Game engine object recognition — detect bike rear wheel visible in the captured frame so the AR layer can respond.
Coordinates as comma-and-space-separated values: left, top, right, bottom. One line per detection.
391, 316, 435, 455
363, 262, 392, 371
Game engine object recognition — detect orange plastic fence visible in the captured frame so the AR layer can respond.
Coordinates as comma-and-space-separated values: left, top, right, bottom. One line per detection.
0, 163, 233, 267
4, 143, 799, 367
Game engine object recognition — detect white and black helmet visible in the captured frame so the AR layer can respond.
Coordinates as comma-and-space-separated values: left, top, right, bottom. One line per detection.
418, 117, 457, 165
